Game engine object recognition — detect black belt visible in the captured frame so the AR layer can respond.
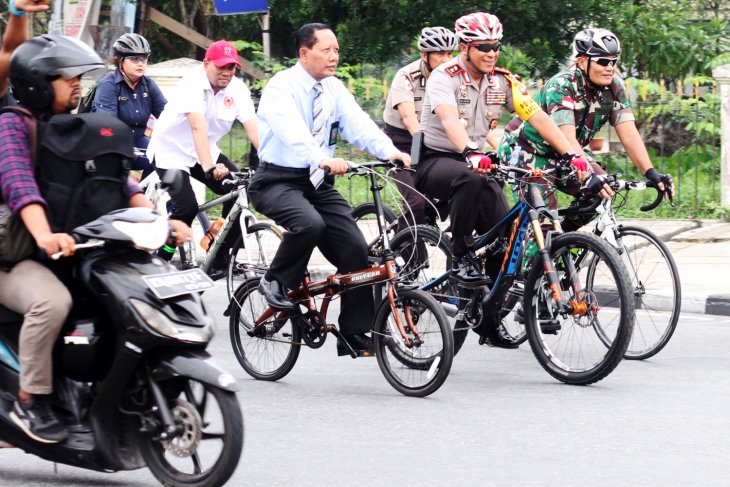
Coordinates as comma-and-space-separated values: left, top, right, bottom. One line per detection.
258, 161, 310, 175
422, 146, 462, 160
384, 123, 410, 137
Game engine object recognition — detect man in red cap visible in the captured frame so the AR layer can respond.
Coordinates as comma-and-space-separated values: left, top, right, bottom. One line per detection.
148, 40, 259, 270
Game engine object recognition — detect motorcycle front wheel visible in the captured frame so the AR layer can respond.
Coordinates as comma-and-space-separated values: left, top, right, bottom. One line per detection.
139, 378, 243, 487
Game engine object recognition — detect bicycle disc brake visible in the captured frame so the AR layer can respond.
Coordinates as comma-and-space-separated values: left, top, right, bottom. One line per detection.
299, 310, 328, 348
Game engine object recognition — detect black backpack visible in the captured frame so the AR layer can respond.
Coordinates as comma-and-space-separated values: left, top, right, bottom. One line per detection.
0, 107, 134, 233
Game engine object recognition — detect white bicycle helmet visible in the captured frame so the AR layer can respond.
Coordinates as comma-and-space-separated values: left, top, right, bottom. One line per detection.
455, 12, 503, 43
418, 27, 458, 52
574, 28, 621, 57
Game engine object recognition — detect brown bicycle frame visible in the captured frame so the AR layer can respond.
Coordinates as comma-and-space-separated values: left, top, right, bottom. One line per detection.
253, 258, 423, 348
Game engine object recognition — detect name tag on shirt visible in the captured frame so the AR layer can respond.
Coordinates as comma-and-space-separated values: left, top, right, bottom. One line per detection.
328, 121, 340, 146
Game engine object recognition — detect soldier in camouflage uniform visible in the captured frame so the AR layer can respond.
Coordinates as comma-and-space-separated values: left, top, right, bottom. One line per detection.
498, 28, 674, 228
415, 12, 588, 349
383, 26, 457, 227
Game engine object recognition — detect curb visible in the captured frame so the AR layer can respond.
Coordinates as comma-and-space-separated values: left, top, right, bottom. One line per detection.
706, 295, 730, 316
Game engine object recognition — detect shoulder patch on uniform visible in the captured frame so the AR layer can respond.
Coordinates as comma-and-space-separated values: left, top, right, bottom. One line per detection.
493, 66, 514, 76
444, 63, 464, 77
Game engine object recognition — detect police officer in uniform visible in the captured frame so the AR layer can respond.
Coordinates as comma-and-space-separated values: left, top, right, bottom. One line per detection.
416, 12, 589, 348
383, 26, 457, 227
251, 23, 410, 356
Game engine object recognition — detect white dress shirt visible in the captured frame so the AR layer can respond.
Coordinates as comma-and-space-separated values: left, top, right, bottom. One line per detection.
256, 62, 398, 169
148, 65, 256, 170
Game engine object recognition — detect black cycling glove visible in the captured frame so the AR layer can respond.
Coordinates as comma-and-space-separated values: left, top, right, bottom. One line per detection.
583, 172, 607, 195
645, 168, 673, 187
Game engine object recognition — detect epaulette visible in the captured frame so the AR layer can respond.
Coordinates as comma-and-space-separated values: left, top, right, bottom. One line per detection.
444, 62, 464, 78
493, 66, 514, 76
410, 69, 423, 79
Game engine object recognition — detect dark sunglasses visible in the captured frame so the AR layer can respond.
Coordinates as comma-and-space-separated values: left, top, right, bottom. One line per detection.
470, 42, 500, 53
592, 56, 619, 67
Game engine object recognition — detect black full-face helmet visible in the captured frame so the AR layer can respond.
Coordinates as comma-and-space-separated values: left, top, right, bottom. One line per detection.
9, 34, 105, 110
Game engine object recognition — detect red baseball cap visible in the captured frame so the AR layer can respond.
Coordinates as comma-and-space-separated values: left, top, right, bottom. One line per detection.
205, 40, 241, 68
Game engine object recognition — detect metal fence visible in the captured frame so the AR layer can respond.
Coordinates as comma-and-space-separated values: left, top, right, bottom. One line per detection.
222, 76, 722, 216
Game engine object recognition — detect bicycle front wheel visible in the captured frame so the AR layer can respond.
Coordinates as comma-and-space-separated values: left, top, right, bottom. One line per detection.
226, 223, 283, 298
524, 232, 635, 385
373, 289, 453, 397
592, 225, 681, 360
229, 277, 300, 381
390, 225, 465, 350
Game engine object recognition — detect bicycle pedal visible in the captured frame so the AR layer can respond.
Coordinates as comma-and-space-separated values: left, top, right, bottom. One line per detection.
539, 320, 561, 335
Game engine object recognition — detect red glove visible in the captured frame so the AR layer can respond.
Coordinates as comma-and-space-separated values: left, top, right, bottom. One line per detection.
569, 155, 589, 172
465, 152, 493, 171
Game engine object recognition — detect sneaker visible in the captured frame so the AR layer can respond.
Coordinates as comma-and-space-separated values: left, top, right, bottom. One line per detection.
451, 256, 489, 287
10, 396, 68, 444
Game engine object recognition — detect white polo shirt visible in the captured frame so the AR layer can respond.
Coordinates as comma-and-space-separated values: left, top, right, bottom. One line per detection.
148, 65, 256, 170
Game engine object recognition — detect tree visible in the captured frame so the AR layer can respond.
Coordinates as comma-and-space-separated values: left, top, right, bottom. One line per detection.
605, 0, 730, 84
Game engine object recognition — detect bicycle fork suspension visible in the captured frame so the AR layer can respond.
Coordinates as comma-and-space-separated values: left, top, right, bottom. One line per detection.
529, 213, 589, 317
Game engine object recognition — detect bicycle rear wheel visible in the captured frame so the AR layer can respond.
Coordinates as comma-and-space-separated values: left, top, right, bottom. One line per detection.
226, 223, 283, 298
373, 289, 453, 397
524, 232, 635, 385
591, 226, 681, 360
229, 277, 300, 381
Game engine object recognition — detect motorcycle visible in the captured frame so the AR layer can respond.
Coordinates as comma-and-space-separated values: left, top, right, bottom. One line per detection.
0, 207, 243, 487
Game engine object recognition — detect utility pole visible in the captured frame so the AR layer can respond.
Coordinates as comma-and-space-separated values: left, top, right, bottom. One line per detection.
259, 11, 270, 58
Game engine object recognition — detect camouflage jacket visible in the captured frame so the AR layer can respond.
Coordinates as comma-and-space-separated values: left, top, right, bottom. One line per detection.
500, 66, 634, 158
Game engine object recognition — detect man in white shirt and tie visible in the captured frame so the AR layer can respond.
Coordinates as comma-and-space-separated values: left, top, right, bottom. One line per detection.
250, 23, 411, 356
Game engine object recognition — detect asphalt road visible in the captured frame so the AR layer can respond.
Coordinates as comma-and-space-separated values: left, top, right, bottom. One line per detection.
2, 281, 730, 486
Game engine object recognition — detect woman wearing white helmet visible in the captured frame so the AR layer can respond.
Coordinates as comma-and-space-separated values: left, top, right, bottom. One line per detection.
383, 26, 457, 227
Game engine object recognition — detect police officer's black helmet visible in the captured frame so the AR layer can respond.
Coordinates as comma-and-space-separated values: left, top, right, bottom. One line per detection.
9, 34, 105, 110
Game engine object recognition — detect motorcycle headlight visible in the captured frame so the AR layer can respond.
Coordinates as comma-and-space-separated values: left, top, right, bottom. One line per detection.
130, 299, 214, 343
113, 215, 169, 251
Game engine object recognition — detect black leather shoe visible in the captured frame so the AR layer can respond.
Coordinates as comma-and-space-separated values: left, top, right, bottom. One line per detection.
451, 256, 489, 287
337, 333, 374, 357
480, 320, 519, 349
258, 277, 295, 310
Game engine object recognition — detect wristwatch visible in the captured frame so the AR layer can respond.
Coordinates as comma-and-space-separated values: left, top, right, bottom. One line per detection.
462, 141, 479, 157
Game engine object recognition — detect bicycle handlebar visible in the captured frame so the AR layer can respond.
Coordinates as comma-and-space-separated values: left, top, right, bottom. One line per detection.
321, 160, 398, 177
562, 174, 672, 216
222, 168, 257, 186
604, 174, 671, 212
